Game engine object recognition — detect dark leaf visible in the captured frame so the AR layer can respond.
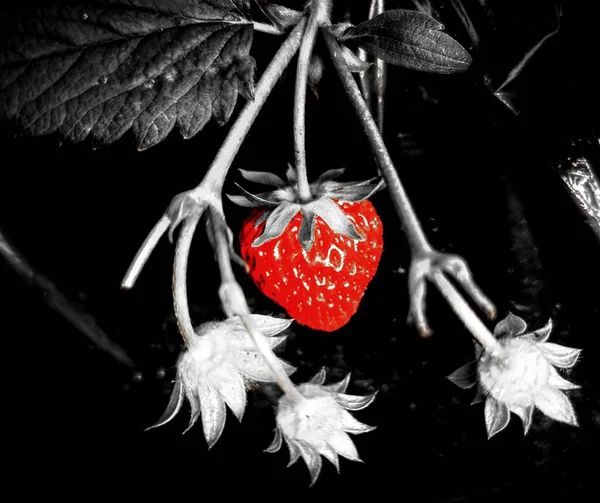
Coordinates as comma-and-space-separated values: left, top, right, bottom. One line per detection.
339, 9, 471, 74
0, 0, 255, 150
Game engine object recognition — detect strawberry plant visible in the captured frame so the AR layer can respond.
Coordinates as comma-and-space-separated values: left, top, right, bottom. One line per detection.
1, 0, 598, 494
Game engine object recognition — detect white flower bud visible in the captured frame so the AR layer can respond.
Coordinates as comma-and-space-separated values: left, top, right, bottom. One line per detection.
266, 369, 376, 486
448, 313, 581, 438
478, 338, 551, 407
147, 315, 294, 448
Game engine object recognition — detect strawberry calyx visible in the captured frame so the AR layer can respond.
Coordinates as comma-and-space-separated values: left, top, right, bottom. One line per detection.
227, 166, 384, 251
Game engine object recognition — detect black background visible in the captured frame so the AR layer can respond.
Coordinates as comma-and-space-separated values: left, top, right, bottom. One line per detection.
1, 0, 598, 500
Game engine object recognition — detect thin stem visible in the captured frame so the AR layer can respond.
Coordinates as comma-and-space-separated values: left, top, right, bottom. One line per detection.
209, 209, 303, 402
122, 216, 170, 289
432, 272, 502, 355
323, 29, 432, 254
242, 314, 304, 402
121, 18, 308, 289
358, 0, 386, 134
210, 212, 236, 286
172, 214, 201, 348
324, 28, 499, 347
199, 17, 309, 195
293, 1, 332, 202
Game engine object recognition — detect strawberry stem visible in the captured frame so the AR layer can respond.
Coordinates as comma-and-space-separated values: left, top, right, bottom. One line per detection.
121, 18, 308, 290
294, 0, 333, 203
200, 15, 308, 195
358, 0, 386, 134
209, 208, 304, 402
173, 213, 202, 348
323, 28, 500, 351
432, 272, 502, 355
322, 29, 433, 255
121, 216, 170, 290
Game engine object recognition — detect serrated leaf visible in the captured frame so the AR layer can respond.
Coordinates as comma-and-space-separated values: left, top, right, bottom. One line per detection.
0, 0, 255, 150
340, 9, 471, 74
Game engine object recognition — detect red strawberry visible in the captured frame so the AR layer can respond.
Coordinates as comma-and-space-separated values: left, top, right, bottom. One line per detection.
229, 167, 384, 332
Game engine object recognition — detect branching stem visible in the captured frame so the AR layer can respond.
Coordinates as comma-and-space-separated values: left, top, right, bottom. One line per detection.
293, 0, 332, 202
323, 29, 500, 352
122, 18, 308, 289
199, 16, 309, 196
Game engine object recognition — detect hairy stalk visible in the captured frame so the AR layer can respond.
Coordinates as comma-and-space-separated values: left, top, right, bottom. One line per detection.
432, 272, 501, 354
209, 209, 303, 402
293, 0, 332, 202
199, 16, 308, 195
323, 30, 431, 254
122, 216, 170, 289
253, 21, 284, 35
122, 18, 308, 289
242, 314, 304, 402
172, 214, 201, 348
323, 29, 498, 349
358, 0, 386, 134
